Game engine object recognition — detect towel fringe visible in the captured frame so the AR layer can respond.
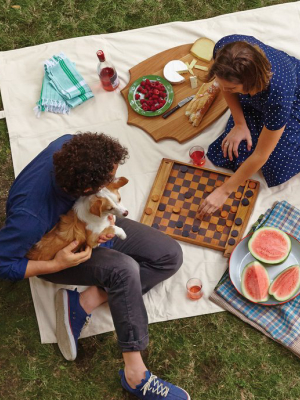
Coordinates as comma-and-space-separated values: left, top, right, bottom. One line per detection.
34, 99, 70, 118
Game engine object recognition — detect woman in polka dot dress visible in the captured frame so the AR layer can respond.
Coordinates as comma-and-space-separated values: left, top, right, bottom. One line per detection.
198, 34, 300, 216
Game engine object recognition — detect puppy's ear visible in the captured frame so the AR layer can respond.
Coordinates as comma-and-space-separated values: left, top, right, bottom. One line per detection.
90, 198, 103, 217
112, 177, 129, 189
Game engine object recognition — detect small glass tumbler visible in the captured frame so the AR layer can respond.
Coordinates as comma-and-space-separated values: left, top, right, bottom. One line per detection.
186, 278, 203, 300
189, 146, 206, 166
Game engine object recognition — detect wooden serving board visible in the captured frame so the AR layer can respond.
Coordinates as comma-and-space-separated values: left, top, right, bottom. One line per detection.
140, 158, 260, 257
121, 44, 228, 143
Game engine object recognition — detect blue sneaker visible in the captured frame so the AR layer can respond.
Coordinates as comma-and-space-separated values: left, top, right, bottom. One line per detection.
119, 369, 190, 399
55, 288, 91, 361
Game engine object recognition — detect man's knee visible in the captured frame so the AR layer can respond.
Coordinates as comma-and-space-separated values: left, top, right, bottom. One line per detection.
105, 255, 141, 289
155, 235, 183, 275
168, 238, 183, 273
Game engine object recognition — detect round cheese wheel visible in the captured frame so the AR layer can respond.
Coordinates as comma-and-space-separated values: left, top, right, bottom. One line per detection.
163, 60, 188, 84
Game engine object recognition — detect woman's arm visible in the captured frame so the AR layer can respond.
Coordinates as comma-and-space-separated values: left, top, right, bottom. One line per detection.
221, 91, 253, 160
222, 91, 247, 127
197, 125, 285, 217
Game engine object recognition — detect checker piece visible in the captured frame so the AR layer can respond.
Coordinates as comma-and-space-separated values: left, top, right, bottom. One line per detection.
158, 204, 166, 211
176, 221, 184, 228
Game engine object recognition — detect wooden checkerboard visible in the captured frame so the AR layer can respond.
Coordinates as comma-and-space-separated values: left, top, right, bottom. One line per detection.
140, 158, 260, 257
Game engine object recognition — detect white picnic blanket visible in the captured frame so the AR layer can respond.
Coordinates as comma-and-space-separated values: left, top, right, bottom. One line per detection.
1, 2, 300, 343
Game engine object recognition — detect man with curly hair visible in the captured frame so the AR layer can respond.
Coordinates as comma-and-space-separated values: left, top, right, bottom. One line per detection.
0, 133, 190, 400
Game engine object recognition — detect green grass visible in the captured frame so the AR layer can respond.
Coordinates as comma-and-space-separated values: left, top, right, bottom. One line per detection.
0, 1, 299, 399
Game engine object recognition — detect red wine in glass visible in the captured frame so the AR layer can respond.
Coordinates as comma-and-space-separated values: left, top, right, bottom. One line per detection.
189, 146, 205, 166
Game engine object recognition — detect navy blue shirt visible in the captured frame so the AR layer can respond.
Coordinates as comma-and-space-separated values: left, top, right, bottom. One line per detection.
0, 134, 75, 281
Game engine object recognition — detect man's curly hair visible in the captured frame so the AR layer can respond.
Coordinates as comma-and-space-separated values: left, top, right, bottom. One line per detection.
53, 132, 129, 197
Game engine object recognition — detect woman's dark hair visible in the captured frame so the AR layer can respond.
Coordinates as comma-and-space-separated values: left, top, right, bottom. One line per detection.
205, 41, 272, 93
53, 132, 129, 197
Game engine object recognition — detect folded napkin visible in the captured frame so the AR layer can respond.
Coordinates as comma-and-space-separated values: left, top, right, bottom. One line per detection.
34, 52, 94, 117
210, 200, 300, 358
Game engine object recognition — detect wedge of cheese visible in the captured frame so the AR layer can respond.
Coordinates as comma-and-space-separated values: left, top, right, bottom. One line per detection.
190, 38, 215, 62
163, 60, 189, 84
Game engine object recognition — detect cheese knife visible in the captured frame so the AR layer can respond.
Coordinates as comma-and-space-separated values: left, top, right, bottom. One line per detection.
162, 95, 195, 119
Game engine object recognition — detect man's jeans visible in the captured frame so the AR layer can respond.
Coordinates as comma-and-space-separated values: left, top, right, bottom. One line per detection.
41, 218, 183, 352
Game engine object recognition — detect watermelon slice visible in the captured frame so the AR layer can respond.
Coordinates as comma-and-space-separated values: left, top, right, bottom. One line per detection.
241, 261, 270, 302
248, 227, 291, 264
269, 265, 300, 301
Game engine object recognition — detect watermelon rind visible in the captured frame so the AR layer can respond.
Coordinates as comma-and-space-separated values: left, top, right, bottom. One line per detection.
241, 261, 270, 302
248, 227, 291, 264
269, 265, 300, 302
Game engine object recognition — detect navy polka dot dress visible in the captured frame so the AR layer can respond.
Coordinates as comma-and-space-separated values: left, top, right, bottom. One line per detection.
207, 34, 300, 187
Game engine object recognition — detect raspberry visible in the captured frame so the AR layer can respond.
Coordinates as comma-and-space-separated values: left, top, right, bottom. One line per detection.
136, 80, 168, 112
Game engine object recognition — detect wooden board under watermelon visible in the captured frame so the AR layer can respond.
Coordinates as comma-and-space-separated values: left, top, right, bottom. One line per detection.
121, 44, 228, 143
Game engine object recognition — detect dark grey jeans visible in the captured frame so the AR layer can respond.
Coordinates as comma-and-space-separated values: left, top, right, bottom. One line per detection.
41, 218, 183, 352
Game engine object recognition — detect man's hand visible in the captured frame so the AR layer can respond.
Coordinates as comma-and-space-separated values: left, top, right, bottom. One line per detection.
222, 124, 252, 161
98, 214, 115, 244
52, 241, 92, 271
197, 187, 229, 218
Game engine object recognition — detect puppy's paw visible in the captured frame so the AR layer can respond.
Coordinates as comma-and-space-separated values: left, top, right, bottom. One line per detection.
118, 230, 127, 240
114, 227, 127, 240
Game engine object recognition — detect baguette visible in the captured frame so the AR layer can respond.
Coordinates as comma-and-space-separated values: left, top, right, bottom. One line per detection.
185, 83, 206, 115
185, 80, 220, 127
192, 82, 220, 126
186, 95, 206, 116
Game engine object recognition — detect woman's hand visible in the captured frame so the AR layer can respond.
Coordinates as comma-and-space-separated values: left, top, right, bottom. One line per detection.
197, 187, 230, 218
98, 214, 115, 244
222, 124, 252, 161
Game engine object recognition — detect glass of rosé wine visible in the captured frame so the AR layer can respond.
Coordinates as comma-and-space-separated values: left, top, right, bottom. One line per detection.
186, 278, 203, 300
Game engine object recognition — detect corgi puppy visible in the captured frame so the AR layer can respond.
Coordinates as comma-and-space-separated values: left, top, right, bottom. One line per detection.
27, 177, 129, 261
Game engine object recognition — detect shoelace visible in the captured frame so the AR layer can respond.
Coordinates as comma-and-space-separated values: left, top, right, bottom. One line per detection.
82, 316, 91, 330
141, 374, 170, 397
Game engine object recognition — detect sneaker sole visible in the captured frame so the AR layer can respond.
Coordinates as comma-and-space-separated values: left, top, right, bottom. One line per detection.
55, 289, 77, 361
179, 387, 191, 400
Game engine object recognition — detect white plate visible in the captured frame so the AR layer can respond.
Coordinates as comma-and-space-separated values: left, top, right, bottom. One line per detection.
229, 233, 300, 306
